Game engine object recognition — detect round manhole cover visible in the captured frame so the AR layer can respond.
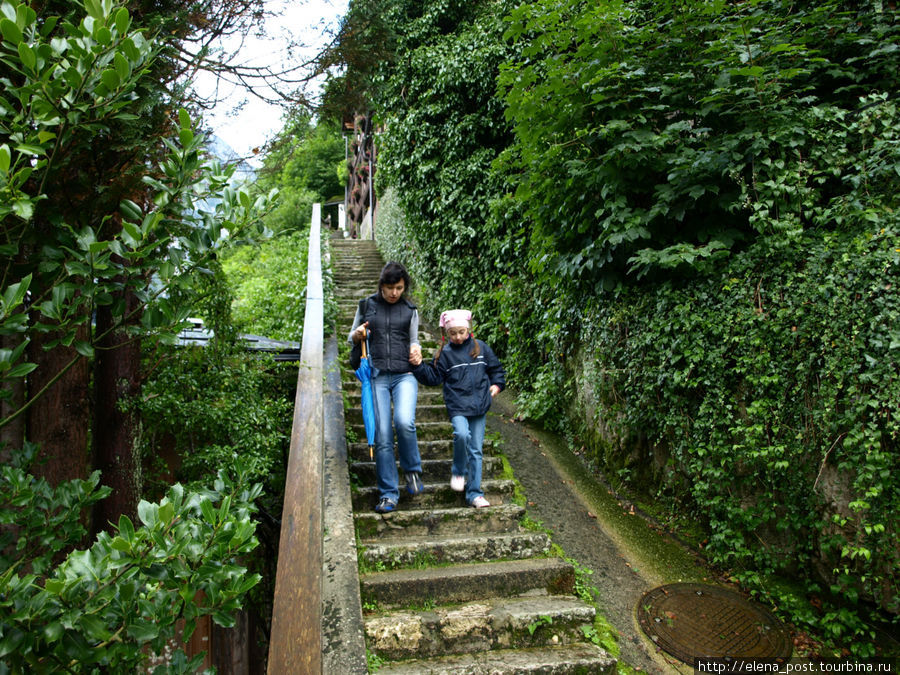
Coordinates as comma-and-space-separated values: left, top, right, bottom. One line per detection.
637, 583, 792, 665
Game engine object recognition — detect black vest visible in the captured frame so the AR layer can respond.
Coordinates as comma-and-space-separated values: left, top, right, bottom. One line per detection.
360, 293, 416, 373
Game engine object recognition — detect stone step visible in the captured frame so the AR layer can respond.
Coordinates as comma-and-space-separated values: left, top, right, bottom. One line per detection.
331, 245, 380, 253
334, 284, 381, 290
348, 420, 453, 442
365, 594, 597, 661
331, 252, 381, 257
334, 287, 378, 298
333, 288, 377, 296
358, 530, 551, 570
346, 389, 445, 408
331, 243, 380, 249
333, 266, 382, 272
352, 479, 515, 511
348, 438, 496, 462
346, 404, 448, 425
375, 643, 616, 674
350, 456, 505, 485
356, 503, 526, 540
360, 557, 573, 608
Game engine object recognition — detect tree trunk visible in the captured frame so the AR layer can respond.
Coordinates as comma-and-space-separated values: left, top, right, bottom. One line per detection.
92, 294, 142, 534
0, 334, 26, 462
24, 325, 91, 486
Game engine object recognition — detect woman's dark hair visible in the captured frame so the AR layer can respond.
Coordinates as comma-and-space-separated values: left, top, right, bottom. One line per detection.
379, 261, 411, 293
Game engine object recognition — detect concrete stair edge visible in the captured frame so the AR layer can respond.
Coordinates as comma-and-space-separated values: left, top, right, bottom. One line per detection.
355, 503, 526, 540
360, 557, 576, 609
364, 594, 598, 660
375, 642, 617, 674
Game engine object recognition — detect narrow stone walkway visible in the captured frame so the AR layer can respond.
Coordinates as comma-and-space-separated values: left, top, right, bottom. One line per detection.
485, 394, 713, 674
331, 237, 616, 673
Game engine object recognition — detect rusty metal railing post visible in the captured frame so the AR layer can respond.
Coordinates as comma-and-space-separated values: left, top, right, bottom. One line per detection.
269, 204, 324, 674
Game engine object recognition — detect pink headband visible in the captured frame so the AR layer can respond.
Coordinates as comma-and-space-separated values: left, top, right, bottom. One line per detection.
440, 309, 471, 329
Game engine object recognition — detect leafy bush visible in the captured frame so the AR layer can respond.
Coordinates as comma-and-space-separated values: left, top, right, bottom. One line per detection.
0, 1, 274, 668
222, 231, 311, 342
0, 445, 261, 673
499, 0, 900, 288
591, 228, 898, 627
371, 0, 519, 322
137, 346, 293, 492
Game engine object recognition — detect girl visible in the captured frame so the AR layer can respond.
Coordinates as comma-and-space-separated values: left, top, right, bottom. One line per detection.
349, 261, 424, 513
410, 309, 505, 507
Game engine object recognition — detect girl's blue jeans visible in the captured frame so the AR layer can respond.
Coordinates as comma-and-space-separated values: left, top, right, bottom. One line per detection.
450, 413, 486, 504
372, 370, 421, 503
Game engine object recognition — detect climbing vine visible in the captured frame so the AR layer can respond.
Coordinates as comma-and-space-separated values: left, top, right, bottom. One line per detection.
589, 228, 899, 648
338, 0, 900, 653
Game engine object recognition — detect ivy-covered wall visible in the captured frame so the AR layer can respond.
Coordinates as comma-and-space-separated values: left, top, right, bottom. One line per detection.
577, 229, 899, 615
351, 0, 900, 653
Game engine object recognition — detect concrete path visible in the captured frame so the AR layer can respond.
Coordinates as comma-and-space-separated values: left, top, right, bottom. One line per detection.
487, 390, 714, 674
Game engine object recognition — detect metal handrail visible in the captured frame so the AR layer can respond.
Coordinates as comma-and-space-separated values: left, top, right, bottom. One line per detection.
268, 204, 324, 673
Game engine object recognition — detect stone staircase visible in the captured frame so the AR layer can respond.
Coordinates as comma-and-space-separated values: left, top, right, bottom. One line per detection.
331, 236, 616, 673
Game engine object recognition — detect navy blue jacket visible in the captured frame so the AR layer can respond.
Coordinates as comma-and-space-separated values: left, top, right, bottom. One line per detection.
413, 336, 506, 418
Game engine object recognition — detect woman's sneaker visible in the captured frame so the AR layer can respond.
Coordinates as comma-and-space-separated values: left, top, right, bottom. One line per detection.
450, 475, 465, 492
375, 497, 396, 513
406, 471, 424, 496
470, 496, 490, 508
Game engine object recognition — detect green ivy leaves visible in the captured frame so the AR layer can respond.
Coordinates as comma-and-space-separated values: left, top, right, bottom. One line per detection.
364, 0, 899, 653
499, 0, 900, 287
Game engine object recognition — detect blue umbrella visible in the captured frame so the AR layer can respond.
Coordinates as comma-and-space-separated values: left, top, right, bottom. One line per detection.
354, 332, 376, 460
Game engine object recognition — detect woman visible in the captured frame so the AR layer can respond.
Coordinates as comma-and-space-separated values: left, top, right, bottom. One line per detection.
349, 261, 424, 513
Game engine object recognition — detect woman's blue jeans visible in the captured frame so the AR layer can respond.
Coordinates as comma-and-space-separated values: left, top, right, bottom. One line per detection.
450, 414, 486, 504
372, 370, 421, 503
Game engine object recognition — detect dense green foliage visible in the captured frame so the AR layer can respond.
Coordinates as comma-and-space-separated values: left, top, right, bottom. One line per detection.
0, 444, 261, 672
373, 0, 520, 308
138, 347, 292, 491
222, 231, 311, 341
224, 113, 344, 342
134, 340, 293, 661
0, 0, 273, 429
338, 0, 900, 653
591, 228, 899, 647
1, 1, 272, 668
499, 0, 900, 288
254, 113, 345, 233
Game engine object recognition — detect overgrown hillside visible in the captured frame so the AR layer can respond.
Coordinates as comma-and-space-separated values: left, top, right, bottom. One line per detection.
327, 0, 899, 655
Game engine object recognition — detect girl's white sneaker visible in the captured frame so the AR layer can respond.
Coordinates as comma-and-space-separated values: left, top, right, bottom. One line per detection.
450, 475, 465, 492
470, 496, 490, 508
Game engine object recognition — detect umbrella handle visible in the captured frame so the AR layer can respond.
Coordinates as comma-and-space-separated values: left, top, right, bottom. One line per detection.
361, 330, 369, 359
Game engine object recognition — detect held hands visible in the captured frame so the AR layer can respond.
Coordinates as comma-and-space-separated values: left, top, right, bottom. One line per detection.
352, 322, 369, 343
490, 385, 501, 398
409, 344, 422, 366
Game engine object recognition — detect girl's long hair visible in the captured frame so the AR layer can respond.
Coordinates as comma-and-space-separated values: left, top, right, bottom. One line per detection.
433, 328, 479, 364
